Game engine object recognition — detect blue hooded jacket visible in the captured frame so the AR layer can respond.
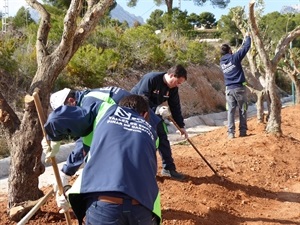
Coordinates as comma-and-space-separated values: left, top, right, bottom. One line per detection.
44, 102, 161, 224
220, 36, 251, 89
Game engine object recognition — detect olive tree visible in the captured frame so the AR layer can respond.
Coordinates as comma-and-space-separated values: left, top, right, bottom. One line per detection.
0, 0, 114, 221
248, 0, 300, 134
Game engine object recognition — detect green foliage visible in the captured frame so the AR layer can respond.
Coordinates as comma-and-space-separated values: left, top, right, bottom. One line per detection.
146, 9, 165, 30
45, 0, 71, 9
184, 29, 221, 40
66, 44, 121, 88
163, 8, 193, 32
0, 38, 18, 73
177, 41, 206, 65
259, 12, 300, 51
121, 25, 165, 67
188, 13, 200, 27
198, 12, 216, 28
43, 5, 65, 44
88, 26, 123, 49
12, 7, 35, 28
192, 0, 230, 8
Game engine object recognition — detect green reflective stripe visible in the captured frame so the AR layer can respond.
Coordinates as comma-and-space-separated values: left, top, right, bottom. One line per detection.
84, 103, 115, 164
81, 92, 116, 146
242, 82, 247, 86
82, 131, 93, 147
153, 192, 162, 224
80, 92, 116, 107
82, 102, 115, 147
155, 137, 159, 149
162, 121, 168, 134
94, 102, 114, 129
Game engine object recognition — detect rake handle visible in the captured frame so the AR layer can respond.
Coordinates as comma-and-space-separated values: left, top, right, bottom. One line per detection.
168, 116, 219, 176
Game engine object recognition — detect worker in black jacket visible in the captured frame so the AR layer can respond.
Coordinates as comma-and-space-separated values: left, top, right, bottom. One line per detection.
131, 64, 188, 180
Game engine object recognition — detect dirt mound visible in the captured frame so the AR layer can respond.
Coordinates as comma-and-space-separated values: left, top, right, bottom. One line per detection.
1, 105, 300, 224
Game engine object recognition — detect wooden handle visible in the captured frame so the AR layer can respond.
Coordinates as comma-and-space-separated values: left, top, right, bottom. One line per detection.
33, 91, 72, 225
167, 116, 219, 176
17, 189, 54, 225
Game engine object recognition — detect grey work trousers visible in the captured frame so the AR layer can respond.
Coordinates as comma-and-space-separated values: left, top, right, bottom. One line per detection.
226, 86, 248, 135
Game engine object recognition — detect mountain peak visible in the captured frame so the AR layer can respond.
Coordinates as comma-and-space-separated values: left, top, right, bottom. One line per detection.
110, 4, 145, 27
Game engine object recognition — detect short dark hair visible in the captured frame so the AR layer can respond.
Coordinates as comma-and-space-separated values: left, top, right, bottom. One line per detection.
119, 95, 149, 116
64, 90, 76, 104
168, 64, 187, 80
221, 44, 231, 55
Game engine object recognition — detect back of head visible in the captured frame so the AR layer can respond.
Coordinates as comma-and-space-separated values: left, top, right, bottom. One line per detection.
119, 95, 149, 116
168, 64, 187, 80
50, 88, 71, 110
221, 44, 231, 55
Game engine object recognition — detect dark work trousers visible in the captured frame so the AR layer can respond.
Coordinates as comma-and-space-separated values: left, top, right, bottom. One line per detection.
61, 138, 85, 176
156, 120, 176, 171
85, 197, 158, 225
226, 86, 248, 136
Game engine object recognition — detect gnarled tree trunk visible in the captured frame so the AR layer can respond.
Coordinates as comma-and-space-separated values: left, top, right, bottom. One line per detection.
1, 0, 115, 221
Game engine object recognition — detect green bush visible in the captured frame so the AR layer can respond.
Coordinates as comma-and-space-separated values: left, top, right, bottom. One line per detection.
121, 25, 164, 67
177, 41, 206, 65
65, 44, 121, 88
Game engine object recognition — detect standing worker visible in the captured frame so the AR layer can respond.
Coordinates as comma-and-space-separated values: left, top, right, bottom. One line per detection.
131, 64, 188, 180
220, 32, 251, 139
43, 95, 161, 225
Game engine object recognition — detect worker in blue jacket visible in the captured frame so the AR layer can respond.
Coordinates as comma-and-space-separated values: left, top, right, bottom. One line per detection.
47, 87, 161, 186
131, 64, 188, 180
220, 32, 251, 139
42, 94, 161, 225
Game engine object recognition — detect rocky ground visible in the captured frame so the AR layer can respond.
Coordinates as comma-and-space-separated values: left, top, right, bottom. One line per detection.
1, 105, 300, 225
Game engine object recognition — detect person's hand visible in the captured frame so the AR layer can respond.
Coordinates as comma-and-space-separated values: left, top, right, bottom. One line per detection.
56, 192, 70, 213
41, 137, 61, 163
53, 171, 71, 192
156, 106, 171, 119
179, 127, 188, 139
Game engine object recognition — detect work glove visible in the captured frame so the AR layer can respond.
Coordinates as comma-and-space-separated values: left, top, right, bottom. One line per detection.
41, 137, 61, 163
56, 192, 70, 213
155, 105, 171, 119
179, 127, 189, 139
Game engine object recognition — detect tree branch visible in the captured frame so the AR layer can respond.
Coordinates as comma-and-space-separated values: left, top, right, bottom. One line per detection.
0, 92, 21, 137
55, 0, 83, 62
72, 0, 115, 55
25, 0, 51, 62
272, 26, 300, 66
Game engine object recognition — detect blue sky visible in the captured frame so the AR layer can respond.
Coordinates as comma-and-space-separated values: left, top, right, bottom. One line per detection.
117, 0, 300, 21
3, 0, 300, 21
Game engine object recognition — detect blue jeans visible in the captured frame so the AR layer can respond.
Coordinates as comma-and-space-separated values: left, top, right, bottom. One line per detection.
85, 198, 157, 225
226, 86, 248, 135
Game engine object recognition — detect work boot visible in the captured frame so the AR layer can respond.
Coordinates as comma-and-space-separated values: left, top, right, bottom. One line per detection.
239, 133, 247, 137
228, 133, 235, 139
161, 169, 185, 180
